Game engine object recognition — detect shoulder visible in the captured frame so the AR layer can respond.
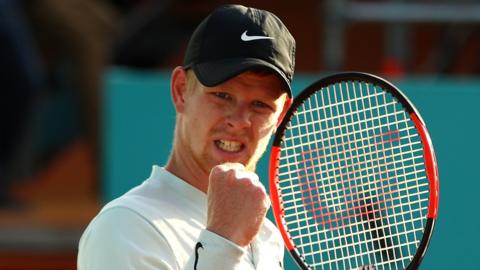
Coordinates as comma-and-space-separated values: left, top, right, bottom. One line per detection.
79, 206, 164, 246
101, 171, 179, 220
78, 207, 177, 269
81, 184, 181, 248
78, 175, 204, 269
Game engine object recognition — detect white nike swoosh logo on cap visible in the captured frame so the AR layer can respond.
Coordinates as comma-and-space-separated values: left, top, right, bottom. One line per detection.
241, 30, 274, 41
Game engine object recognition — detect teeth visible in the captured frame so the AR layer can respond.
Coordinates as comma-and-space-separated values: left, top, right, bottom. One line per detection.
217, 140, 242, 152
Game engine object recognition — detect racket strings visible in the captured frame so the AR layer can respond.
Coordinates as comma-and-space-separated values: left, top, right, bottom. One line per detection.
277, 81, 429, 270
355, 82, 399, 268
279, 142, 424, 187
282, 176, 429, 223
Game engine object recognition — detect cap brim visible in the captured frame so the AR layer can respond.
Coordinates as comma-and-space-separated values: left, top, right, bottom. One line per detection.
192, 58, 292, 97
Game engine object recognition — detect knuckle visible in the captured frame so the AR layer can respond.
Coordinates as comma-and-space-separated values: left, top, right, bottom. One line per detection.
252, 184, 267, 199
225, 168, 238, 179
257, 186, 267, 197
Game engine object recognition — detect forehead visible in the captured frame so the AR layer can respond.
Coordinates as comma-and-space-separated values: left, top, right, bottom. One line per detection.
221, 71, 288, 100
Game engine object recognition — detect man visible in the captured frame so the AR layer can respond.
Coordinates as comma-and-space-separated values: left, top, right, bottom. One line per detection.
78, 4, 295, 269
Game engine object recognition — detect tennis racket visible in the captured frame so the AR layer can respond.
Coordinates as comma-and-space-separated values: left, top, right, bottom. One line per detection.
269, 72, 439, 270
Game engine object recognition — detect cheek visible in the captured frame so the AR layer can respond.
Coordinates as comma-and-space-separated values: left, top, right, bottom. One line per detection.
182, 106, 205, 141
250, 118, 277, 154
185, 104, 220, 144
253, 114, 277, 138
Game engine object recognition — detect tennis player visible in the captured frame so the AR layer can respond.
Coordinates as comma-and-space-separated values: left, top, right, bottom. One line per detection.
78, 4, 295, 269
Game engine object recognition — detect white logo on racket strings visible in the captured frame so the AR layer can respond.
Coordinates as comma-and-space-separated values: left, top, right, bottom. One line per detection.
241, 30, 274, 41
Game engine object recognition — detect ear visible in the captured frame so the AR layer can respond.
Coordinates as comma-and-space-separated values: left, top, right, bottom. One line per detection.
170, 66, 188, 113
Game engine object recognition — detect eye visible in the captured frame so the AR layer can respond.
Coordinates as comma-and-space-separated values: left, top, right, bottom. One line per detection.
211, 92, 232, 100
252, 100, 273, 111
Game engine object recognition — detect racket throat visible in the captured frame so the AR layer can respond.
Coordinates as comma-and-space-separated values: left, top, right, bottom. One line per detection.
361, 198, 398, 262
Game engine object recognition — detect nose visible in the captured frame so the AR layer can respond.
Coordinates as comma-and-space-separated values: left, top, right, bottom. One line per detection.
226, 104, 251, 130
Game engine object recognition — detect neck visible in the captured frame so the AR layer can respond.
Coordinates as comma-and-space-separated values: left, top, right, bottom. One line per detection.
165, 147, 210, 194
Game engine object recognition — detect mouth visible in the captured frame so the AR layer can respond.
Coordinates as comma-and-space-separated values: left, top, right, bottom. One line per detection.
214, 139, 245, 153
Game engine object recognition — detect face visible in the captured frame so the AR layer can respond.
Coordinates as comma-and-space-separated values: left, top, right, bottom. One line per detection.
174, 69, 289, 176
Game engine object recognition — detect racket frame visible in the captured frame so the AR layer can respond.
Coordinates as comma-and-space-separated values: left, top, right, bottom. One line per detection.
269, 72, 439, 270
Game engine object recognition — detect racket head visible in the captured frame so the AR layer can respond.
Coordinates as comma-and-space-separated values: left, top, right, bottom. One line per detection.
269, 72, 439, 270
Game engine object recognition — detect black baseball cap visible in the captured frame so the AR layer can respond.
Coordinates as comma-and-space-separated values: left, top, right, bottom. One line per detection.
183, 4, 296, 97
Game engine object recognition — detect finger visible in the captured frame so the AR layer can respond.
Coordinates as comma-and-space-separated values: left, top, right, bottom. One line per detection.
220, 162, 246, 171
234, 169, 259, 182
210, 163, 244, 178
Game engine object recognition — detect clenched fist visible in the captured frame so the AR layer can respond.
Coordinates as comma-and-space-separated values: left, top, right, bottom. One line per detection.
206, 163, 271, 247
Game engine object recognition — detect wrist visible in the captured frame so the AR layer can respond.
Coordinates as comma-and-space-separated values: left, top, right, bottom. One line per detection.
206, 225, 250, 247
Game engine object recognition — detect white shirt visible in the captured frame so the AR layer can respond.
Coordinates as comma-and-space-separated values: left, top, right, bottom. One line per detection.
77, 166, 285, 269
